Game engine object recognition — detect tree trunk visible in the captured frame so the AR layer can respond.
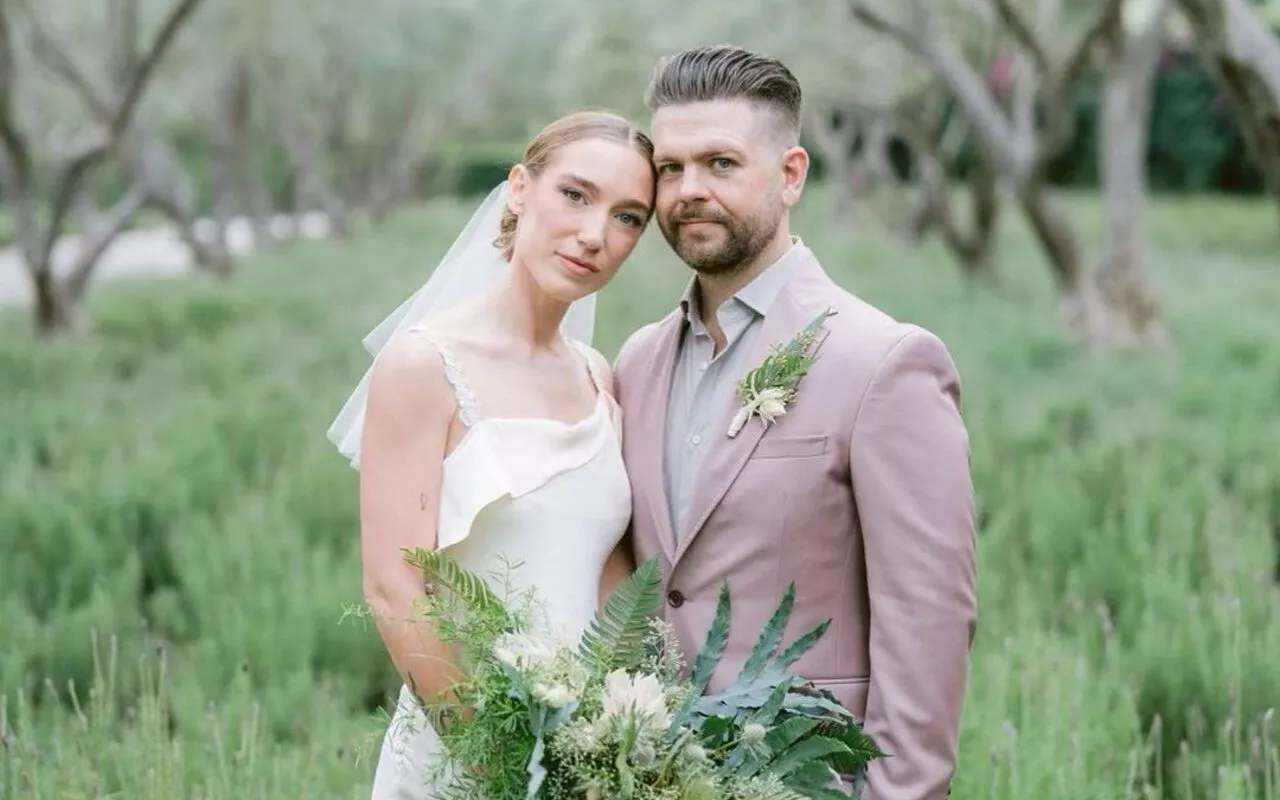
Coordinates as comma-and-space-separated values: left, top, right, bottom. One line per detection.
1096, 0, 1170, 346
209, 65, 275, 252
31, 269, 82, 337
894, 106, 1003, 279
1, 0, 206, 338
1018, 185, 1106, 342
1176, 0, 1280, 232
919, 155, 1002, 279
121, 131, 232, 277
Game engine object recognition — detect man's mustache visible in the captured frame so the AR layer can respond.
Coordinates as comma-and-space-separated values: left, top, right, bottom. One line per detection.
670, 206, 730, 225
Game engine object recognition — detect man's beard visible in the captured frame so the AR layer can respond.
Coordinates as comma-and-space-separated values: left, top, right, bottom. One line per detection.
661, 201, 782, 277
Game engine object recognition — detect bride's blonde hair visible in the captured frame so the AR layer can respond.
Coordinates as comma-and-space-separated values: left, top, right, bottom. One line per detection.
495, 111, 656, 261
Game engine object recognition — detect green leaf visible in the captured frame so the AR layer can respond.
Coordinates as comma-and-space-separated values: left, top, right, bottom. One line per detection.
737, 582, 795, 681
693, 672, 790, 717
688, 580, 732, 692
735, 308, 835, 404
578, 555, 662, 673
668, 580, 731, 735
781, 687, 855, 720
750, 680, 792, 726
827, 720, 888, 773
782, 761, 852, 799
763, 716, 821, 753
767, 735, 854, 777
780, 757, 855, 797
773, 618, 831, 671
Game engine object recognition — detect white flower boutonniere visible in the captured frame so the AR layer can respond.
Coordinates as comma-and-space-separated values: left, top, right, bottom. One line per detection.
727, 308, 835, 438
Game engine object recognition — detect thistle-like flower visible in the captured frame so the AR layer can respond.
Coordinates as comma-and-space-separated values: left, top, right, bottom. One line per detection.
600, 669, 671, 731
727, 386, 790, 437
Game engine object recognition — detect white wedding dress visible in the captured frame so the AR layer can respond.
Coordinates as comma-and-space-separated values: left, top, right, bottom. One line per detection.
369, 328, 632, 799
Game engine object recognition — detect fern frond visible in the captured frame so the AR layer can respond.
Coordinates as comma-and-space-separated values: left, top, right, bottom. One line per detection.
577, 556, 662, 673
402, 547, 510, 623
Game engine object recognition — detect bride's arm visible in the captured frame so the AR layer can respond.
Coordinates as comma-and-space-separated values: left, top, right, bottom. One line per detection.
358, 332, 463, 708
599, 535, 635, 606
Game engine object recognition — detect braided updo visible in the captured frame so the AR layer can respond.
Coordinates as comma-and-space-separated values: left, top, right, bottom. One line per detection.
494, 111, 656, 261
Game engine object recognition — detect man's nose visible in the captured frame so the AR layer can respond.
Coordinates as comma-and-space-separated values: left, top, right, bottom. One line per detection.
677, 168, 711, 202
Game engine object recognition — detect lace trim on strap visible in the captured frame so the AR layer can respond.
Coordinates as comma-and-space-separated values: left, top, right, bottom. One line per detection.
407, 328, 482, 427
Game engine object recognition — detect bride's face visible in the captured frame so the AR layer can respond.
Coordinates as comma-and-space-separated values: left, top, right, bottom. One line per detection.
507, 138, 655, 303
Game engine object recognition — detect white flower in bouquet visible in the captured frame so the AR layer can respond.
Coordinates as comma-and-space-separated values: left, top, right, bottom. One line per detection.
740, 722, 766, 744
533, 682, 577, 709
599, 669, 671, 731
491, 631, 558, 670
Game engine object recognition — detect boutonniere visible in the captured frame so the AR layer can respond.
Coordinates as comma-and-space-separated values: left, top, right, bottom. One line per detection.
727, 308, 836, 438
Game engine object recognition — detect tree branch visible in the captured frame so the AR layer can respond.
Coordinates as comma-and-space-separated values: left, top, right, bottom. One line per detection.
990, 0, 1052, 73
106, 0, 140, 89
0, 7, 28, 188
66, 183, 148, 300
106, 0, 205, 142
30, 0, 205, 266
17, 0, 112, 117
0, 6, 42, 268
848, 0, 1026, 177
1030, 0, 1123, 177
847, 0, 929, 55
1055, 0, 1122, 90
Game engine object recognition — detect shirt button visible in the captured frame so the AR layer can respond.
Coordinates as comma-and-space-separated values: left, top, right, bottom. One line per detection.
690, 434, 702, 445
667, 590, 685, 608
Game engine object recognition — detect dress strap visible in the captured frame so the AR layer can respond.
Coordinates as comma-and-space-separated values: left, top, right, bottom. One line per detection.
568, 338, 604, 393
408, 328, 482, 427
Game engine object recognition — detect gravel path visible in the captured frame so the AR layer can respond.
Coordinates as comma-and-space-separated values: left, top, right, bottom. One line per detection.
0, 213, 331, 308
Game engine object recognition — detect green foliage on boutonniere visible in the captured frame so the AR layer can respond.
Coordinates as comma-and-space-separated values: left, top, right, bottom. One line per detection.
728, 309, 835, 438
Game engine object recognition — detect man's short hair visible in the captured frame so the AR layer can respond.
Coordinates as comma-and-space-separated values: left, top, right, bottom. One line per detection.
644, 45, 802, 144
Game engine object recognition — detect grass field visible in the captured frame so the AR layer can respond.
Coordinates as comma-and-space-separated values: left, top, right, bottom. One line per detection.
2, 185, 1278, 799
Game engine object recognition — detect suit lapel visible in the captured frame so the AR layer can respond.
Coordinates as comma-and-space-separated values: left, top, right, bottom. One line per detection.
635, 312, 683, 561
670, 289, 832, 568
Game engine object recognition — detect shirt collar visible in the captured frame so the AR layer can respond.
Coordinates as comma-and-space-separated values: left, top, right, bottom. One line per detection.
679, 237, 806, 325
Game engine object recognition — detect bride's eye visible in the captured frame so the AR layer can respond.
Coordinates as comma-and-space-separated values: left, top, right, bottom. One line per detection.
562, 188, 585, 204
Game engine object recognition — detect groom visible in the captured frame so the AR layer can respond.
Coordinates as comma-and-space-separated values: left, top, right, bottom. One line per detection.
613, 45, 978, 799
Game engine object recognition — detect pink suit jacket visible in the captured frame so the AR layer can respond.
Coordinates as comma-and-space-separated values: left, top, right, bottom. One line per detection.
613, 250, 977, 800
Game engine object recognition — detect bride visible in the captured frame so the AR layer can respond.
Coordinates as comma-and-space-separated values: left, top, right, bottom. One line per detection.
326, 110, 657, 798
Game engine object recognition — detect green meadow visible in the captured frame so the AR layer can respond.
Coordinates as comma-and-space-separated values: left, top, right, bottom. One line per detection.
2, 186, 1277, 799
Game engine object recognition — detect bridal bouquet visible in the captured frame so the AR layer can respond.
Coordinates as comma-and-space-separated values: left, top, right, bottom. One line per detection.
399, 550, 883, 800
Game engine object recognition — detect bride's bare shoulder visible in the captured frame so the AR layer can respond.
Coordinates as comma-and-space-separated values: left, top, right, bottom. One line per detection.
364, 328, 455, 424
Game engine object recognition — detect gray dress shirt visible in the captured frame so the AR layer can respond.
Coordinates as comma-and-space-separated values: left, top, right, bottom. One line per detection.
662, 240, 806, 541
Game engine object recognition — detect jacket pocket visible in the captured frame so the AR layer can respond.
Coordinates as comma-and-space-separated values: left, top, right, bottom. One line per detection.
752, 434, 828, 459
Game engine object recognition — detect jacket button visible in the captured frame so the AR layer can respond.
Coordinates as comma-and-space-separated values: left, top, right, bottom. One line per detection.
666, 590, 685, 608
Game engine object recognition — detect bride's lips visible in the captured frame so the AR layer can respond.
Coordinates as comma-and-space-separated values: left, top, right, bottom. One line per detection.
557, 253, 599, 277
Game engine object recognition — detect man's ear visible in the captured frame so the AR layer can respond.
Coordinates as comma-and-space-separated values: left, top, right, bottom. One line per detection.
779, 145, 809, 208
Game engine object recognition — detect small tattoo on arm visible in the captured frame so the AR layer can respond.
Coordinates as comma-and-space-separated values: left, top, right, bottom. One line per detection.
420, 493, 430, 511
